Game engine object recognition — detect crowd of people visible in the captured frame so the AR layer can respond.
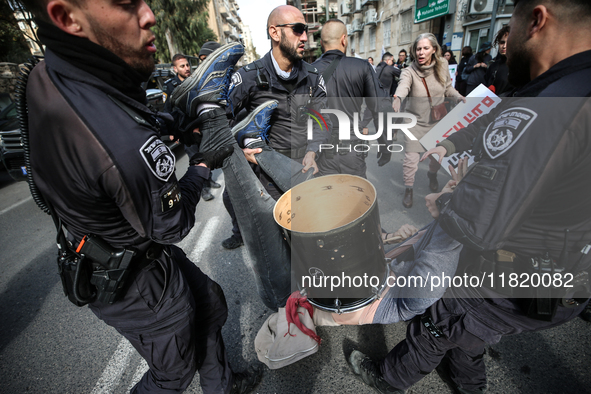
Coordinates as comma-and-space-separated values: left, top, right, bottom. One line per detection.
19, 0, 591, 393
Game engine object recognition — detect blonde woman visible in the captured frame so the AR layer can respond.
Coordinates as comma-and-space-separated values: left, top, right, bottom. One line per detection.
393, 33, 464, 208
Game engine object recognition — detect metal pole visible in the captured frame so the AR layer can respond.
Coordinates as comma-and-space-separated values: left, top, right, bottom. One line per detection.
488, 0, 500, 42
326, 0, 329, 22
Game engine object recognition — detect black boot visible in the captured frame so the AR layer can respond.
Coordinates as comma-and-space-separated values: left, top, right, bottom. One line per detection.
403, 187, 413, 208
427, 171, 439, 192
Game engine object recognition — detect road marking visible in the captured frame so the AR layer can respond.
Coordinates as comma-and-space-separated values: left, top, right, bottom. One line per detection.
0, 196, 33, 216
241, 247, 253, 270
176, 221, 202, 252
189, 216, 220, 262
91, 338, 134, 394
128, 359, 149, 392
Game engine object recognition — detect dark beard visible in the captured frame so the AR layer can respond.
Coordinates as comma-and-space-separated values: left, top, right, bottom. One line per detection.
507, 37, 531, 87
87, 18, 155, 77
279, 33, 303, 64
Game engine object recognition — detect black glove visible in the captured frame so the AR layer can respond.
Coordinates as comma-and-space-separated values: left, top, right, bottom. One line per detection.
189, 146, 234, 169
177, 115, 203, 147
377, 149, 392, 167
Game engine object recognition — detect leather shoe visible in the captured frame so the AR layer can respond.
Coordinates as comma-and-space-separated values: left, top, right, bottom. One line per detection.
201, 188, 214, 201
222, 234, 244, 249
209, 180, 222, 188
402, 188, 413, 208
427, 171, 439, 192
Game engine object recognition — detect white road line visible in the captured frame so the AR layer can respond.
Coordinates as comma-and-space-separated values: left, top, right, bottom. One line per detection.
91, 338, 134, 394
241, 247, 253, 270
128, 359, 149, 392
176, 221, 202, 252
189, 216, 220, 262
0, 196, 33, 216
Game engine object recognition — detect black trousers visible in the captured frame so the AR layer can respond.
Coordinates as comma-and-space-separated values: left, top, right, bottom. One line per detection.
89, 245, 232, 393
380, 285, 588, 391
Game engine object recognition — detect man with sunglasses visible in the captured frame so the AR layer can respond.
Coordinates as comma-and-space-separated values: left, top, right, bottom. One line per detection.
227, 5, 329, 200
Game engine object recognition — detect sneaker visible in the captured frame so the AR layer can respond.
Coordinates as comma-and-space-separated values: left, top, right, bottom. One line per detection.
209, 180, 222, 189
347, 350, 405, 393
231, 100, 278, 148
229, 364, 263, 394
170, 42, 244, 117
201, 187, 214, 201
222, 234, 244, 250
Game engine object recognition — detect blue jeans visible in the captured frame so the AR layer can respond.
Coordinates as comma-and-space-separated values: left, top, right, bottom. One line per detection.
373, 221, 463, 324
221, 142, 312, 310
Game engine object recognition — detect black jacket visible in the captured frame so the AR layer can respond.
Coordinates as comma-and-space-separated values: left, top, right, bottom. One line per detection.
227, 51, 329, 155
464, 53, 492, 88
374, 61, 401, 96
312, 49, 387, 132
484, 54, 512, 95
27, 49, 209, 247
163, 74, 183, 112
439, 50, 591, 270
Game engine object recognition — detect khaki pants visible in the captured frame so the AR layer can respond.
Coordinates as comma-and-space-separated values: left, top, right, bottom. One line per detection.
403, 152, 441, 187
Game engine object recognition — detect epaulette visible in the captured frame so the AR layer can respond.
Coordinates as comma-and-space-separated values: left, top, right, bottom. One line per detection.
303, 62, 318, 74
108, 95, 151, 127
164, 78, 178, 87
243, 59, 264, 72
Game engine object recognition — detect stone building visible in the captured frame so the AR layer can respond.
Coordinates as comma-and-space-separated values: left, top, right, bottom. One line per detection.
207, 0, 258, 64
335, 0, 514, 63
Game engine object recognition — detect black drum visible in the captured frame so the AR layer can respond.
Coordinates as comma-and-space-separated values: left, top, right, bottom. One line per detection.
273, 174, 387, 314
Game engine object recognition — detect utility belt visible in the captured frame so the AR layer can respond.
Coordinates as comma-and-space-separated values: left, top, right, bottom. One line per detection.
275, 145, 307, 160
462, 249, 591, 321
57, 235, 162, 307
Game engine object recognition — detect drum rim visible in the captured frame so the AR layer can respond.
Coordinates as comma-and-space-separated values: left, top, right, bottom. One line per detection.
273, 174, 378, 236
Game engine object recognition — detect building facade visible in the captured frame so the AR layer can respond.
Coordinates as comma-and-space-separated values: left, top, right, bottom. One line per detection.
336, 0, 514, 63
207, 0, 258, 64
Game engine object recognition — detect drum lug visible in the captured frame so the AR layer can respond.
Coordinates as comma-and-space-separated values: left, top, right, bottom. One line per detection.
334, 298, 343, 315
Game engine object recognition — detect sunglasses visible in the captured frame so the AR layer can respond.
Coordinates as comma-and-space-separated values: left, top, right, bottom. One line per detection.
275, 23, 308, 35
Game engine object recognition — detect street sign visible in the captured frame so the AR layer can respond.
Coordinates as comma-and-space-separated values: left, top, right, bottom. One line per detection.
415, 0, 451, 23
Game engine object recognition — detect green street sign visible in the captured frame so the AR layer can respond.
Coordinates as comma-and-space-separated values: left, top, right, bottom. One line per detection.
415, 0, 451, 23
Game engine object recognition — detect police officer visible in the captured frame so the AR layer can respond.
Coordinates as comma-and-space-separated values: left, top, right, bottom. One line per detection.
164, 53, 191, 111
22, 0, 260, 392
228, 5, 328, 200
347, 0, 591, 392
312, 19, 387, 178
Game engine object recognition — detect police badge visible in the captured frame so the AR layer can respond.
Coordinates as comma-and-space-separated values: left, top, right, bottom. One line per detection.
140, 136, 176, 182
483, 107, 538, 159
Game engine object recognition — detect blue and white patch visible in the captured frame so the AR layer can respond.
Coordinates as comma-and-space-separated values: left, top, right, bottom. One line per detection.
140, 136, 176, 182
483, 107, 538, 159
229, 72, 242, 91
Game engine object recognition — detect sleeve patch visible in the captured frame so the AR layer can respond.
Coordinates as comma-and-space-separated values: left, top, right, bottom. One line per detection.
483, 107, 538, 159
230, 72, 243, 91
140, 136, 176, 181
161, 182, 182, 212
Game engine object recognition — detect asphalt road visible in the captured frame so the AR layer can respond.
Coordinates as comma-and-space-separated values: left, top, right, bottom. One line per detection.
1, 146, 590, 394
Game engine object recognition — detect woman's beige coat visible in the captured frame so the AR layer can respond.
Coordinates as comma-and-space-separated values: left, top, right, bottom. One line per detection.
395, 59, 462, 153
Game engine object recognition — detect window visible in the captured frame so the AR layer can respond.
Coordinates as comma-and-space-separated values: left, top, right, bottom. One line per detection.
369, 27, 376, 51
400, 9, 412, 44
359, 31, 364, 53
383, 19, 391, 47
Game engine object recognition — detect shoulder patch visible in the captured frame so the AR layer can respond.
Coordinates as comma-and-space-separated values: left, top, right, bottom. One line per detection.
230, 72, 242, 91
318, 74, 326, 94
140, 136, 176, 182
483, 107, 538, 159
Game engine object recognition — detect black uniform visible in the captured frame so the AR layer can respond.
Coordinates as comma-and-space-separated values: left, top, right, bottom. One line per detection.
312, 49, 388, 177
27, 24, 233, 394
228, 51, 329, 199
380, 50, 591, 391
376, 61, 401, 96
